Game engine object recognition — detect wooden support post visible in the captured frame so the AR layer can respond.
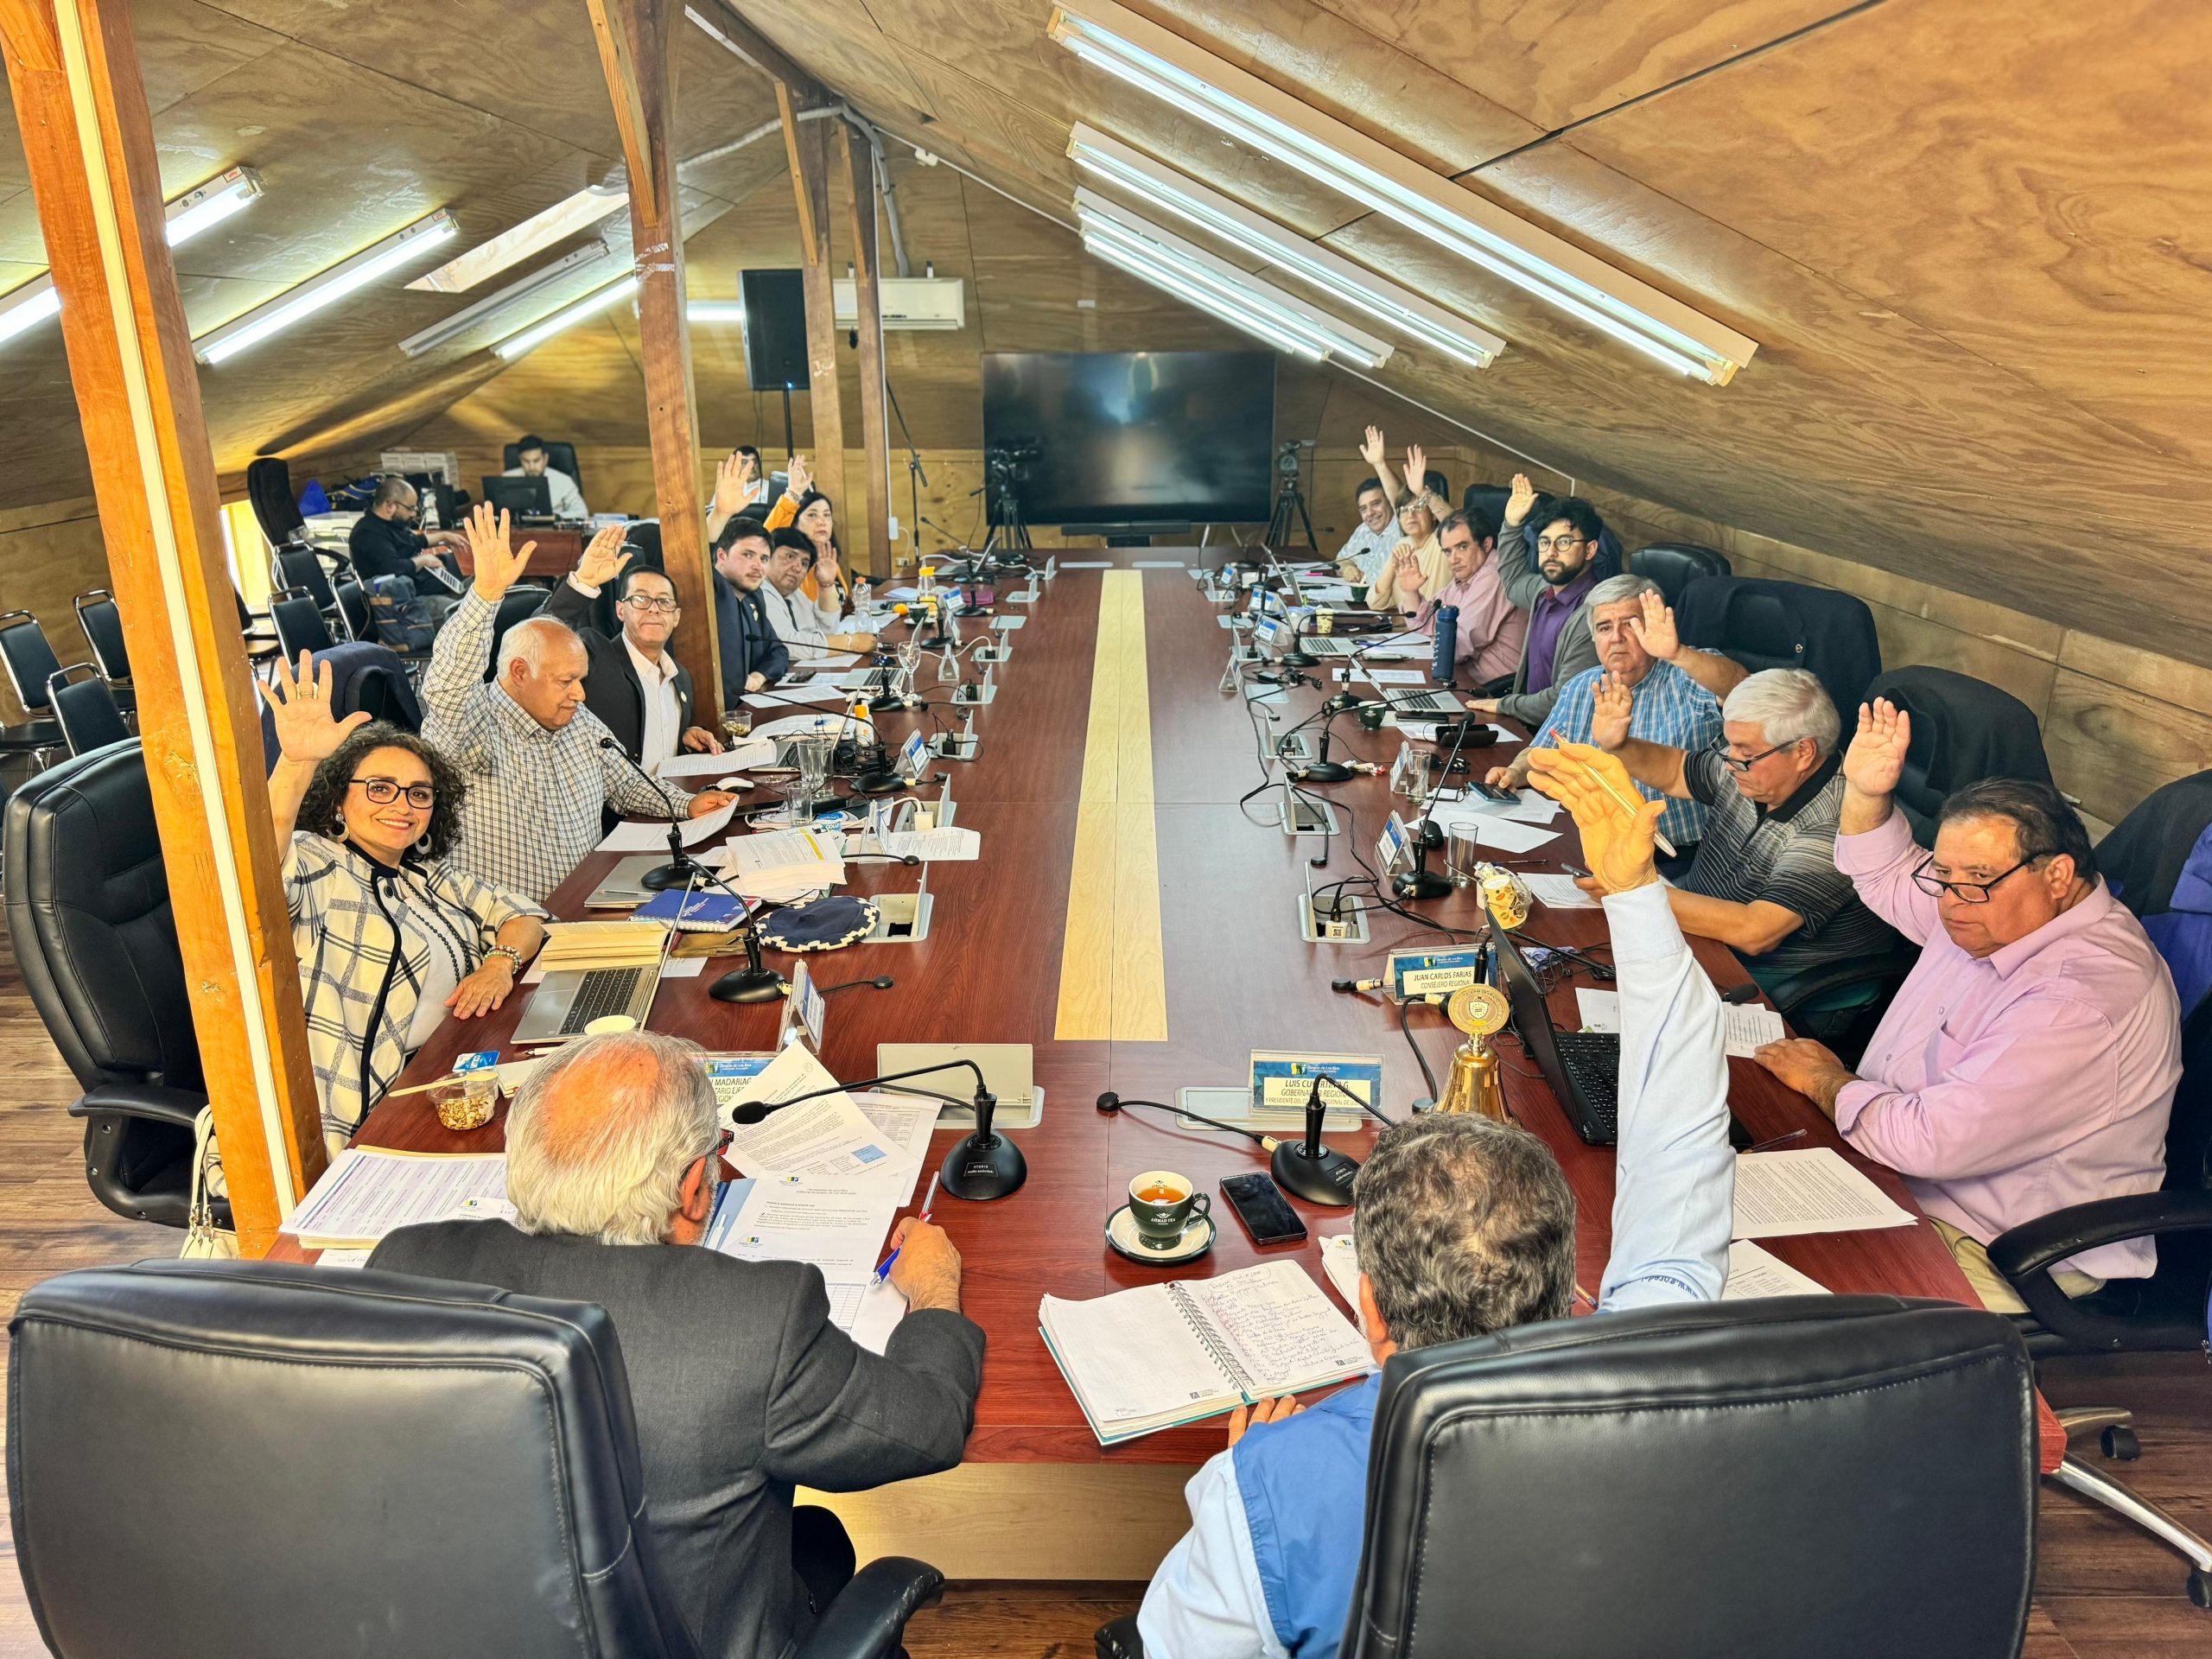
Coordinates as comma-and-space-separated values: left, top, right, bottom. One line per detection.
0, 0, 326, 1252
586, 0, 719, 709
840, 122, 892, 579
783, 99, 847, 518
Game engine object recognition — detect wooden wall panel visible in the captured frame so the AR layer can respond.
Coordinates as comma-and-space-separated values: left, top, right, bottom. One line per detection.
0, 500, 103, 722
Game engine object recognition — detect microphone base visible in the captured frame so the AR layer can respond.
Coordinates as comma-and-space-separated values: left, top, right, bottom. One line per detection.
938, 1132, 1027, 1200
955, 602, 992, 618
1277, 649, 1318, 668
1297, 760, 1355, 784
640, 855, 715, 891
852, 772, 905, 796
1271, 1140, 1360, 1206
1392, 868, 1454, 901
709, 965, 787, 1004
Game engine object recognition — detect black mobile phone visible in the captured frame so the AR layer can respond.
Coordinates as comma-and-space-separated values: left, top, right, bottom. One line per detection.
1219, 1173, 1308, 1245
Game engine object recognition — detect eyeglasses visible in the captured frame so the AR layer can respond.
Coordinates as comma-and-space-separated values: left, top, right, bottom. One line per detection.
1535, 535, 1586, 552
1910, 854, 2044, 904
1709, 737, 1791, 774
349, 779, 435, 809
621, 594, 680, 614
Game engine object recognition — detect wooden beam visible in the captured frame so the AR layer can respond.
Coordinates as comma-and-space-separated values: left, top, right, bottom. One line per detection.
696, 0, 830, 104
840, 121, 891, 579
0, 0, 326, 1251
784, 105, 847, 518
588, 0, 720, 708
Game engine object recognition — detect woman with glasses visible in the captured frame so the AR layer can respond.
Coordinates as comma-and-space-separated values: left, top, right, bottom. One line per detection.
261, 652, 548, 1154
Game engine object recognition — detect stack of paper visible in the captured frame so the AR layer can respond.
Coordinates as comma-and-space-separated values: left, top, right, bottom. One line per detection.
1524, 874, 1602, 910
1319, 1233, 1361, 1309
718, 827, 845, 900
1721, 1239, 1831, 1299
1571, 989, 1787, 1057
882, 826, 980, 861
1732, 1149, 1916, 1238
535, 920, 670, 972
596, 799, 738, 855
281, 1149, 511, 1250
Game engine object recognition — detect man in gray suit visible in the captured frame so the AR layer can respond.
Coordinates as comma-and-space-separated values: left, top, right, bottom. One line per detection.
371, 1031, 983, 1659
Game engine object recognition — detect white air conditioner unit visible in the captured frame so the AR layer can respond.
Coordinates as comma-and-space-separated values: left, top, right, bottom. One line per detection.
833, 276, 966, 331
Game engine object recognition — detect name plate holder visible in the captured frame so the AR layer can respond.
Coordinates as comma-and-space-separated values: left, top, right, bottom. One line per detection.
1387, 946, 1484, 1001
1175, 1084, 1359, 1135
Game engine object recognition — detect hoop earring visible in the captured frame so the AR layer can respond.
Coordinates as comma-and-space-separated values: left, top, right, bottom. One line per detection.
415, 832, 434, 855
331, 812, 346, 838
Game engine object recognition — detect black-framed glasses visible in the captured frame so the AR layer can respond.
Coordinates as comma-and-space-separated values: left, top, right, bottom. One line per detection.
620, 594, 680, 613
1910, 854, 2044, 905
1709, 736, 1792, 774
1535, 534, 1586, 552
349, 778, 435, 809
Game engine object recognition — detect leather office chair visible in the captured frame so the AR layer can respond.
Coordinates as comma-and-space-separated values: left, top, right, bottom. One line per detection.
270, 587, 336, 660
245, 453, 310, 550
504, 437, 584, 495
1097, 1298, 2037, 1659
72, 588, 135, 702
272, 543, 349, 636
0, 610, 67, 774
1863, 665, 2055, 843
1461, 482, 1510, 537
1630, 541, 1732, 605
46, 665, 130, 757
1675, 575, 1882, 721
486, 582, 554, 682
10, 1260, 945, 1659
2, 741, 213, 1227
233, 584, 284, 675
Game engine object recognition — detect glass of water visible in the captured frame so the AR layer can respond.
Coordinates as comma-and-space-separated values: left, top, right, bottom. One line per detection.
789, 728, 836, 822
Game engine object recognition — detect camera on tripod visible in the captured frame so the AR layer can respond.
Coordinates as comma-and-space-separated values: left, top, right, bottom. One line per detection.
1268, 439, 1318, 550
985, 437, 1039, 486
1276, 438, 1313, 480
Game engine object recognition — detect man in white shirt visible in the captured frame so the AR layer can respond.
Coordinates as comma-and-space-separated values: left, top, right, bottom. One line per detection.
761, 527, 876, 654
505, 434, 588, 520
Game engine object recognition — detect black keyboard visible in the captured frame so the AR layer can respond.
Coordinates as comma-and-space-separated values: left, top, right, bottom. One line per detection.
1553, 1030, 1621, 1143
557, 966, 646, 1035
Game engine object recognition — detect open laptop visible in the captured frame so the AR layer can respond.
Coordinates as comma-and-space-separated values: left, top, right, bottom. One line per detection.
1389, 688, 1466, 717
511, 919, 678, 1045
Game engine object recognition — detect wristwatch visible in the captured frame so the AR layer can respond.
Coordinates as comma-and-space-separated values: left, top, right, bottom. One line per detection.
483, 944, 524, 976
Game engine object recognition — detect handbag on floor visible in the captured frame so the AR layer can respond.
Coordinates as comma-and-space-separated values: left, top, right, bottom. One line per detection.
179, 1107, 238, 1261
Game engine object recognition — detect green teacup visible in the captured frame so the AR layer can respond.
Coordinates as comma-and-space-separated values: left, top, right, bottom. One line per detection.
1128, 1169, 1210, 1250
1349, 585, 1369, 606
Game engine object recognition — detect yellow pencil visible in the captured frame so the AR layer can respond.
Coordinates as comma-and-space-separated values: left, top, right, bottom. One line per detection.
1590, 767, 1677, 859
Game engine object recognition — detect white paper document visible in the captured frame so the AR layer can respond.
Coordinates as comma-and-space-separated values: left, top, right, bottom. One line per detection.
1355, 667, 1427, 686
1722, 1004, 1788, 1058
744, 682, 847, 708
882, 826, 980, 861
595, 798, 737, 854
1525, 874, 1601, 910
718, 827, 844, 899
282, 1150, 510, 1249
1468, 816, 1560, 854
1319, 1234, 1360, 1310
1360, 645, 1431, 662
708, 1174, 905, 1346
852, 1092, 941, 1205
658, 737, 776, 779
1721, 1239, 1832, 1300
1732, 1148, 1916, 1239
1574, 988, 1622, 1032
722, 1043, 897, 1179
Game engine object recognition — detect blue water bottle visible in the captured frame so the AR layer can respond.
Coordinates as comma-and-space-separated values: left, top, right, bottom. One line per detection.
1431, 605, 1459, 685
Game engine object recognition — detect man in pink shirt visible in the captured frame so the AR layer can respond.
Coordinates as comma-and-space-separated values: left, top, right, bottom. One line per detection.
1753, 699, 2181, 1313
1410, 510, 1528, 688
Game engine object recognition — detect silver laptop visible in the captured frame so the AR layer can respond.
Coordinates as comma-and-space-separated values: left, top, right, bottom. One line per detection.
1393, 689, 1466, 716
511, 922, 677, 1045
1300, 635, 1355, 657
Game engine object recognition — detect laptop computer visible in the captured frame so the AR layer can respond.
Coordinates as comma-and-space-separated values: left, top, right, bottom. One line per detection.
1390, 689, 1466, 717
510, 919, 678, 1045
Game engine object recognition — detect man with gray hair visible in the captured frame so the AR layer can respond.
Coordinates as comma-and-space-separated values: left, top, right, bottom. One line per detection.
1584, 658, 1897, 1005
1137, 741, 1732, 1659
420, 503, 735, 900
1484, 577, 1726, 861
371, 1029, 982, 1659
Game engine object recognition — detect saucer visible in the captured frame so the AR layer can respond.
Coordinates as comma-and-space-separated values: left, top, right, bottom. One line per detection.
1105, 1203, 1216, 1266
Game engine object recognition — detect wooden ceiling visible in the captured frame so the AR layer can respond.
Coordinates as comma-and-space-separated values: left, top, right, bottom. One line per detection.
2, 0, 2208, 665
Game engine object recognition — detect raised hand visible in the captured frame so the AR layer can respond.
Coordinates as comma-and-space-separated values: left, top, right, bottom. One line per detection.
465, 501, 538, 601
1842, 698, 1911, 800
1525, 741, 1661, 894
1358, 424, 1388, 469
785, 453, 812, 499
1404, 444, 1429, 497
575, 524, 632, 591
1590, 671, 1633, 751
1630, 588, 1680, 662
257, 651, 370, 766
1504, 472, 1538, 526
711, 451, 751, 514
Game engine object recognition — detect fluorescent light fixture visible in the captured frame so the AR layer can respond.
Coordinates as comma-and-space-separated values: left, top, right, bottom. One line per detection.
491, 273, 639, 360
409, 184, 628, 294
1069, 125, 1503, 370
1048, 0, 1757, 383
0, 166, 264, 348
688, 301, 747, 323
195, 208, 457, 365
398, 241, 617, 357
1076, 192, 1391, 366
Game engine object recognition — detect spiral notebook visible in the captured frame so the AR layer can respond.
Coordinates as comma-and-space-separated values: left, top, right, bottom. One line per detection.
1039, 1261, 1373, 1445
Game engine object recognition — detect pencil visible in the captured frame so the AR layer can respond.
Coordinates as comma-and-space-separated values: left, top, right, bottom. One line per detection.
1589, 767, 1677, 859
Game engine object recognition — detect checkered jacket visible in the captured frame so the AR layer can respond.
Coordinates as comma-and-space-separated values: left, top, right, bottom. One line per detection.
284, 834, 543, 1151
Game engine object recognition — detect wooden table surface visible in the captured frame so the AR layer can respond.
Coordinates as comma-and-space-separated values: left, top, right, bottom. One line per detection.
271, 555, 1974, 1469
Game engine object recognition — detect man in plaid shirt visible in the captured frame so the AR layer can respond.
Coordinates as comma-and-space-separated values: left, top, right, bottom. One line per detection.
423, 505, 738, 902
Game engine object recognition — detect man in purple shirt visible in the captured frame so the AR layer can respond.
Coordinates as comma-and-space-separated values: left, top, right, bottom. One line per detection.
1753, 698, 2181, 1313
1467, 475, 1603, 729
1409, 509, 1527, 687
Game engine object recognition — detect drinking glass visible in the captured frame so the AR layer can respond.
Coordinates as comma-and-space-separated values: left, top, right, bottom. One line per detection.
789, 729, 836, 822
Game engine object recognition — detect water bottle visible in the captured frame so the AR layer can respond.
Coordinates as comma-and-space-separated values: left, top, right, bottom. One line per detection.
1431, 605, 1459, 685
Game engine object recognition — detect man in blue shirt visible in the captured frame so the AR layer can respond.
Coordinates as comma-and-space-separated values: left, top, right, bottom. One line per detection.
1136, 741, 1734, 1659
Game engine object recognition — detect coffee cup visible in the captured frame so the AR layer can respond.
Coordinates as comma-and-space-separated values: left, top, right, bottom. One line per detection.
1128, 1169, 1209, 1250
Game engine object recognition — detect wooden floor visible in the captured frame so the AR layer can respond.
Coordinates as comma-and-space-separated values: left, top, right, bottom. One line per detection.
0, 930, 2207, 1656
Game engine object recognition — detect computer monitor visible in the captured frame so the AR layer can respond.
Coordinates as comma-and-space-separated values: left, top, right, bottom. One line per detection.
481, 474, 553, 520
1488, 910, 1576, 1106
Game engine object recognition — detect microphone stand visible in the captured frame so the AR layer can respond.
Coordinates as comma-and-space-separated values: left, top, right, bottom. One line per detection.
1290, 690, 1358, 784
1393, 712, 1484, 900
596, 737, 716, 892
1270, 1071, 1393, 1205
731, 1058, 1027, 1200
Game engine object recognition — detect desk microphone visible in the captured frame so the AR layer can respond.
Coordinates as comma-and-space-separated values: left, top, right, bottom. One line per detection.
735, 1059, 1025, 1200
1095, 1091, 1280, 1151
1271, 1072, 1395, 1205
597, 737, 716, 892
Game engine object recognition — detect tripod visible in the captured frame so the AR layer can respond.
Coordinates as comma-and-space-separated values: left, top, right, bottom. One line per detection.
1266, 471, 1316, 552
988, 467, 1033, 553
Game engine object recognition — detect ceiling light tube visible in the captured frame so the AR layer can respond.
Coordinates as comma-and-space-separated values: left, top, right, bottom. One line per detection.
1083, 232, 1316, 359
1077, 192, 1389, 367
1083, 214, 1349, 361
491, 273, 640, 360
1070, 124, 1502, 369
195, 208, 458, 365
409, 183, 628, 294
398, 241, 617, 357
1048, 0, 1756, 382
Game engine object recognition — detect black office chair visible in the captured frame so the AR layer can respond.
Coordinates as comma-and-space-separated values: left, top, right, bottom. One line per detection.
486, 582, 554, 682
272, 544, 350, 637
46, 664, 131, 757
234, 583, 284, 675
1630, 542, 1732, 605
334, 575, 373, 643
10, 1260, 944, 1659
503, 438, 584, 495
1863, 665, 2055, 843
270, 587, 336, 660
2, 741, 213, 1227
257, 642, 425, 770
245, 453, 310, 550
1461, 483, 1510, 537
1675, 575, 1882, 721
72, 588, 135, 702
0, 609, 68, 772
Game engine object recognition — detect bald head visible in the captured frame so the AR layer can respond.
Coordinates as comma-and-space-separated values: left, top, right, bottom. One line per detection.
498, 615, 589, 730
505, 1031, 721, 1246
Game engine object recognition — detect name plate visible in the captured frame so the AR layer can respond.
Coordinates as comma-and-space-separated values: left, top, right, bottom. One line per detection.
1249, 1051, 1384, 1116
1388, 947, 1484, 1000
776, 960, 827, 1053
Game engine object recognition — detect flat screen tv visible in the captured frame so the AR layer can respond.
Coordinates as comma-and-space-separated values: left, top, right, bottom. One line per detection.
980, 351, 1277, 527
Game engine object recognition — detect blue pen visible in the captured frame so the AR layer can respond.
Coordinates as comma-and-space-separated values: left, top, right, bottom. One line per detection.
874, 1172, 940, 1283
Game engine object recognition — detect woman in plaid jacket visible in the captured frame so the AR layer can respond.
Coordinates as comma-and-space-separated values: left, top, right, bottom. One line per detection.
261, 652, 548, 1152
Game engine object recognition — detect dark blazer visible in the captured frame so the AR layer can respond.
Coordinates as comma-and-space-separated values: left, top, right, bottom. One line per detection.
714, 570, 790, 709
369, 1221, 985, 1659
537, 577, 696, 764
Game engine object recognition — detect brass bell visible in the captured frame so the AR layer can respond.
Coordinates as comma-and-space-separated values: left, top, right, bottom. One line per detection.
1437, 983, 1511, 1122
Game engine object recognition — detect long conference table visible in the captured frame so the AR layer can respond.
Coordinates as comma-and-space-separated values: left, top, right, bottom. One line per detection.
270, 554, 1974, 1579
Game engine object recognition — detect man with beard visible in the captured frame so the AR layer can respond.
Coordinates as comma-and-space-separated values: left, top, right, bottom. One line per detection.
1467, 474, 1605, 728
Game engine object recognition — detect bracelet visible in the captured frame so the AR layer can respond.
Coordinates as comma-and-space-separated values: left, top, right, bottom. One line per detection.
483, 945, 524, 976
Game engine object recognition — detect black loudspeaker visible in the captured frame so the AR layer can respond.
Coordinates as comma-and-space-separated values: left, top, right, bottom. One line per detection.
741, 268, 810, 391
